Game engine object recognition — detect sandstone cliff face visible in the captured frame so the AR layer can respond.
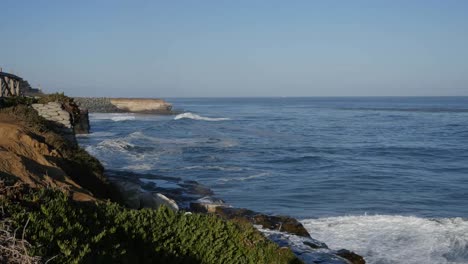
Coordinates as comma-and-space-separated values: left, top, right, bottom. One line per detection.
74, 97, 173, 113
0, 115, 94, 201
109, 98, 172, 113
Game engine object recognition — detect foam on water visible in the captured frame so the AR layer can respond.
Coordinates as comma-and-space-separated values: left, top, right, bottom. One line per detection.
301, 215, 468, 264
111, 115, 135, 121
90, 113, 136, 121
174, 112, 230, 121
96, 139, 135, 151
122, 164, 154, 171
218, 172, 271, 182
181, 165, 244, 172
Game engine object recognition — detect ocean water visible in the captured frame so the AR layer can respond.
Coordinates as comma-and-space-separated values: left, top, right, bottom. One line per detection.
78, 97, 468, 264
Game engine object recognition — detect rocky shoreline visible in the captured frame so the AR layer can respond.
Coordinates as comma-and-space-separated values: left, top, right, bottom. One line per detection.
107, 170, 365, 264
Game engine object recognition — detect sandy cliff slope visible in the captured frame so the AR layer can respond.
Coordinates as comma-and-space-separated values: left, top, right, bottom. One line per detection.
0, 114, 94, 201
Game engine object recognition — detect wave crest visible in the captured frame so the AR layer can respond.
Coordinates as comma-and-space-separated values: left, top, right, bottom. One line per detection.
174, 112, 230, 121
89, 113, 136, 121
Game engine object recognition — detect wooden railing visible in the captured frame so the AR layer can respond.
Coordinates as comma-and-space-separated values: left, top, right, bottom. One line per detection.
0, 72, 23, 97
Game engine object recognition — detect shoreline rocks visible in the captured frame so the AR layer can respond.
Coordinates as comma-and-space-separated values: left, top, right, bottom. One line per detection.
105, 169, 366, 264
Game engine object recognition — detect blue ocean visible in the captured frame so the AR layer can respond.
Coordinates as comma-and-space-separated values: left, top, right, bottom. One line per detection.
78, 97, 468, 264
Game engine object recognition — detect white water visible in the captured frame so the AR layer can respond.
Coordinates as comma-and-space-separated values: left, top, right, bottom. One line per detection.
218, 172, 271, 182
95, 139, 135, 151
181, 165, 244, 172
111, 115, 135, 121
302, 215, 468, 264
89, 113, 136, 121
174, 112, 230, 121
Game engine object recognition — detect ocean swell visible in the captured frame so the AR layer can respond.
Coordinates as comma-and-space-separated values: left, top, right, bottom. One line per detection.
174, 112, 230, 121
301, 215, 468, 264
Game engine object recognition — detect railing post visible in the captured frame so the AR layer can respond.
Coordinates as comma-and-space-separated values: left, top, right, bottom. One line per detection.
0, 77, 4, 97
9, 77, 15, 96
15, 80, 19, 96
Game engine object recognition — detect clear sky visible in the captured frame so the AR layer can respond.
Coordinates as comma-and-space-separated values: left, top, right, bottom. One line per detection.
1, 0, 467, 97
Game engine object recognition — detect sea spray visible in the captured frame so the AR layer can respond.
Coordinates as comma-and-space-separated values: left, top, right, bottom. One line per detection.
302, 215, 468, 264
174, 112, 230, 121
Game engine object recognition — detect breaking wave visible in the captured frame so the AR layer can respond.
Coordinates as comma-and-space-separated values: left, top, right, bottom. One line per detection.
89, 113, 136, 121
95, 139, 135, 152
111, 115, 135, 121
301, 215, 468, 264
174, 112, 230, 121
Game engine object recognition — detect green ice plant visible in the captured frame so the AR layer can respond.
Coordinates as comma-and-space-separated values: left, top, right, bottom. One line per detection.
1, 186, 301, 264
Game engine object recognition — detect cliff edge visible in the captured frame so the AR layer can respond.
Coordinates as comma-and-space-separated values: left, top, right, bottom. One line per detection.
0, 105, 118, 201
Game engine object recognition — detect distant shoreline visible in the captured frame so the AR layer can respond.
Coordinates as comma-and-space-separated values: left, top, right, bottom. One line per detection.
74, 97, 174, 114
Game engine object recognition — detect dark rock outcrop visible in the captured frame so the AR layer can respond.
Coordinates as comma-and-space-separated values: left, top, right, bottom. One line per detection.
214, 207, 311, 237
74, 108, 90, 134
336, 249, 366, 264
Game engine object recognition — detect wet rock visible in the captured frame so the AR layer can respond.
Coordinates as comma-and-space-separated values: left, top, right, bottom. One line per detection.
336, 249, 366, 264
303, 240, 328, 249
214, 207, 311, 237
261, 230, 349, 264
140, 192, 178, 211
190, 196, 227, 213
153, 193, 179, 211
112, 181, 141, 209
179, 180, 214, 196
74, 108, 90, 134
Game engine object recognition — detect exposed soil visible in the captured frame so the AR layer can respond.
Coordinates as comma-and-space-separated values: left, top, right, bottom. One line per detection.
0, 114, 94, 201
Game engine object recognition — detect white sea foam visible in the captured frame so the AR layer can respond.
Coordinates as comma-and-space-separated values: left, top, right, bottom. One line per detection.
122, 164, 153, 171
301, 215, 468, 264
218, 172, 270, 182
111, 115, 135, 121
89, 131, 117, 137
257, 227, 349, 264
89, 113, 136, 121
182, 165, 243, 172
96, 139, 135, 151
174, 112, 230, 121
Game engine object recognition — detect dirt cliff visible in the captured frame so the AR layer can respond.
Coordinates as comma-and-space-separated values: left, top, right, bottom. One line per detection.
0, 106, 118, 202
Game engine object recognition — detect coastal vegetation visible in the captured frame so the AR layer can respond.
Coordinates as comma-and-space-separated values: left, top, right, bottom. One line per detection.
0, 99, 300, 263
1, 181, 299, 264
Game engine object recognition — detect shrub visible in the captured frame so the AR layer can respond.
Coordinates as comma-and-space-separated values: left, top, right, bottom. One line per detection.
0, 96, 37, 109
0, 184, 300, 264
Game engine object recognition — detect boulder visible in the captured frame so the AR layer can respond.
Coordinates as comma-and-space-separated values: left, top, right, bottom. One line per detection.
152, 193, 179, 211
112, 181, 141, 209
190, 196, 227, 213
214, 207, 311, 237
336, 249, 366, 264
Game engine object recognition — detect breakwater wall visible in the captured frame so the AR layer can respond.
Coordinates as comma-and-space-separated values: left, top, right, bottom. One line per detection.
74, 97, 173, 114
32, 102, 73, 129
31, 101, 90, 136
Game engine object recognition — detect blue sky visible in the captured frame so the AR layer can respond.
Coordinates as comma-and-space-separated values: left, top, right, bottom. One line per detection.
1, 0, 467, 97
